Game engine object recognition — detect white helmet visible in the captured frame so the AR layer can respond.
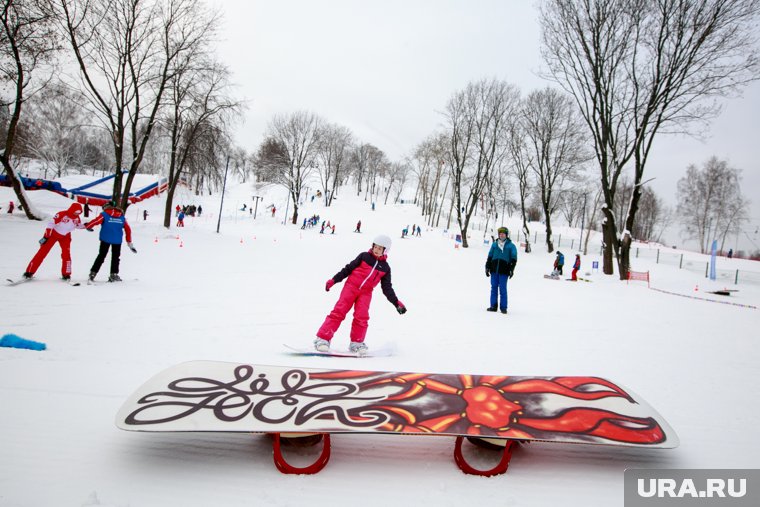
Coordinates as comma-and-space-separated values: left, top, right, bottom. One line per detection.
372, 234, 392, 253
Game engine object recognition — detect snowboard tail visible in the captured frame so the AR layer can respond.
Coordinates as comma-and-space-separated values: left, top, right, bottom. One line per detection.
116, 361, 678, 476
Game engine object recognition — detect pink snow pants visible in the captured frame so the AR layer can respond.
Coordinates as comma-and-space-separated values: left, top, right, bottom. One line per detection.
317, 283, 373, 343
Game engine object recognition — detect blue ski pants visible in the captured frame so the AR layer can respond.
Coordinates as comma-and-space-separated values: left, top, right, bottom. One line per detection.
490, 272, 509, 311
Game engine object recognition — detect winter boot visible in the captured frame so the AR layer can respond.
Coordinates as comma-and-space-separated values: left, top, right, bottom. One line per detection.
349, 341, 368, 356
108, 273, 122, 282
486, 306, 497, 312
22, 272, 33, 279
88, 271, 96, 282
500, 309, 508, 314
314, 338, 330, 352
61, 275, 71, 281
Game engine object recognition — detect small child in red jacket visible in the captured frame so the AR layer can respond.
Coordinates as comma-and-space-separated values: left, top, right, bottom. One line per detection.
571, 254, 581, 281
315, 235, 406, 356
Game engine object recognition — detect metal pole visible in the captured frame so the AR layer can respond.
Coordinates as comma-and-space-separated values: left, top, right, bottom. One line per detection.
252, 195, 261, 219
216, 155, 230, 234
579, 192, 587, 248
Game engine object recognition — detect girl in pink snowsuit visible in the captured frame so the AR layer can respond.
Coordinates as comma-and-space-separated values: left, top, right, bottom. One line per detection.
315, 235, 406, 355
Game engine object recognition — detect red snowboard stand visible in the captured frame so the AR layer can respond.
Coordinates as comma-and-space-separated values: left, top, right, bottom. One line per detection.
271, 433, 517, 476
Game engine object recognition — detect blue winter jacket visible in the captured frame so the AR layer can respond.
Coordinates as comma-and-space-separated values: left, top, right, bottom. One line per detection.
87, 210, 131, 244
486, 239, 518, 275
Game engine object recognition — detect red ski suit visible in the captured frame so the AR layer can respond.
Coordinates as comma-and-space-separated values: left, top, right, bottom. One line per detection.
571, 256, 581, 281
317, 250, 400, 343
25, 203, 85, 277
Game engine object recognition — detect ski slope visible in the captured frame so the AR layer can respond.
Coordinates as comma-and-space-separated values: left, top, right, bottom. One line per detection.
1, 179, 758, 507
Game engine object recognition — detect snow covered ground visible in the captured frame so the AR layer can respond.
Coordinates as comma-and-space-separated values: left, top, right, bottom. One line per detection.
1, 179, 758, 507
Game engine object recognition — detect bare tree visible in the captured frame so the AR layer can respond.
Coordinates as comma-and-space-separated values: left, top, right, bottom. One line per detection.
444, 78, 519, 248
20, 80, 92, 178
506, 114, 534, 252
676, 157, 749, 253
316, 123, 353, 206
56, 0, 217, 208
1, 0, 59, 220
161, 52, 242, 228
412, 133, 448, 225
615, 178, 669, 242
541, 0, 760, 278
521, 87, 588, 252
386, 159, 410, 205
261, 110, 323, 224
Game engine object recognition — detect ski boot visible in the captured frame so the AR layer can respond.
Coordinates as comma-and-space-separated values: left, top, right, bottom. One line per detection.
108, 273, 122, 282
500, 309, 508, 314
486, 306, 497, 312
88, 271, 96, 282
61, 275, 71, 281
313, 338, 330, 352
22, 272, 33, 279
349, 341, 368, 357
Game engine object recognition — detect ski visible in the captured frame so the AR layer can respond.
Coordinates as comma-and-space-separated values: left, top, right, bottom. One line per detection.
87, 278, 138, 285
6, 277, 80, 286
7, 277, 82, 287
6, 278, 32, 286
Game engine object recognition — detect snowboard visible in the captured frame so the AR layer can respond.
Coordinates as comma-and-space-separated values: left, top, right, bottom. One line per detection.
116, 361, 678, 476
283, 343, 394, 358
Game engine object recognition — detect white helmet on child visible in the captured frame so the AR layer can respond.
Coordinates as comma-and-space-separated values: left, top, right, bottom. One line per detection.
372, 234, 392, 253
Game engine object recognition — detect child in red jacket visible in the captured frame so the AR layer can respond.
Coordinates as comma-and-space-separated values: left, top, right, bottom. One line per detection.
22, 202, 86, 280
571, 254, 581, 281
315, 234, 406, 356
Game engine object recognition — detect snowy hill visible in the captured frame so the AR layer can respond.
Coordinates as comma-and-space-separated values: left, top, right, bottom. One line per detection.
1, 178, 759, 507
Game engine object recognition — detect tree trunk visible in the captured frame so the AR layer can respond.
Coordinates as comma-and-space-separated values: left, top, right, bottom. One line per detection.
601, 209, 617, 275
544, 211, 554, 253
164, 185, 176, 229
0, 162, 40, 221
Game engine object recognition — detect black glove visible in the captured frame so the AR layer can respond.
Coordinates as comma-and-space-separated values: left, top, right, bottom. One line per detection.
396, 301, 407, 314
39, 237, 48, 245
128, 242, 137, 253
85, 228, 94, 232
485, 267, 490, 277
509, 269, 515, 279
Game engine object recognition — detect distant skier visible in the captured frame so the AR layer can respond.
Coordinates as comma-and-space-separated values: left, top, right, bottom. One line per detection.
21, 202, 86, 281
554, 251, 565, 275
315, 234, 406, 356
355, 220, 361, 233
7, 201, 14, 213
177, 210, 185, 227
571, 254, 581, 281
85, 200, 137, 282
485, 227, 517, 314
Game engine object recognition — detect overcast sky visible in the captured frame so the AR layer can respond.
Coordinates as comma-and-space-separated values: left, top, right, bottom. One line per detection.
213, 0, 760, 251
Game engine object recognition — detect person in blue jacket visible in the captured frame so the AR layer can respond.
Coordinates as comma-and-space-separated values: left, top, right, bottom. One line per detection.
85, 200, 137, 282
485, 227, 517, 314
554, 251, 565, 275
